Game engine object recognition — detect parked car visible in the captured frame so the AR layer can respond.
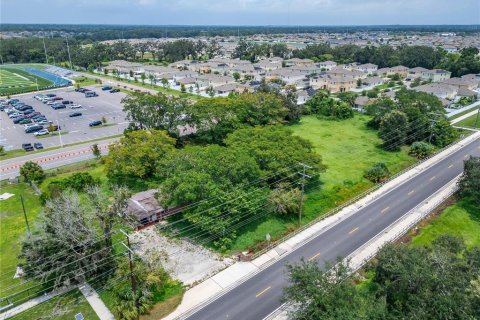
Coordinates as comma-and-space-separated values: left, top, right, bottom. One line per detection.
102, 86, 113, 91
22, 143, 34, 151
75, 88, 86, 92
85, 91, 98, 97
89, 120, 102, 127
8, 99, 20, 105
69, 104, 82, 109
25, 125, 43, 133
34, 129, 50, 136
33, 142, 44, 149
69, 112, 82, 117
46, 101, 56, 105
8, 112, 21, 118
19, 119, 33, 124
61, 100, 73, 105
35, 120, 51, 125
46, 93, 56, 97
22, 109, 35, 115
13, 117, 26, 124
110, 88, 120, 93
52, 104, 66, 110
53, 97, 63, 101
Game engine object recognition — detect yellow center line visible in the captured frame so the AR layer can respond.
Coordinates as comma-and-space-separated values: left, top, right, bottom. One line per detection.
408, 190, 415, 196
349, 227, 359, 235
448, 164, 453, 169
256, 286, 271, 298
430, 176, 436, 181
308, 252, 321, 261
381, 207, 390, 213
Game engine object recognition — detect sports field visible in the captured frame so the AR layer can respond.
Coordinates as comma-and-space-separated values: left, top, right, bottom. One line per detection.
0, 67, 53, 96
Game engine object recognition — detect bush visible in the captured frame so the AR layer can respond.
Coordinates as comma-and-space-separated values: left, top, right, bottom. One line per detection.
41, 172, 99, 204
364, 163, 390, 183
409, 141, 435, 159
20, 161, 45, 184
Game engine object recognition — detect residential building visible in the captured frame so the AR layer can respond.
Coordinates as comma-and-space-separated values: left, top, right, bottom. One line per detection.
414, 83, 458, 100
422, 69, 451, 82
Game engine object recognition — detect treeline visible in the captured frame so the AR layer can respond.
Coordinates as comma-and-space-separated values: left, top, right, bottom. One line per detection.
3, 24, 479, 40
292, 44, 480, 76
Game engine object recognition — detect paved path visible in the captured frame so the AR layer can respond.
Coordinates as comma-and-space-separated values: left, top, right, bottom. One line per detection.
79, 283, 114, 320
450, 108, 480, 125
0, 286, 74, 319
166, 132, 480, 320
0, 137, 118, 180
446, 100, 480, 118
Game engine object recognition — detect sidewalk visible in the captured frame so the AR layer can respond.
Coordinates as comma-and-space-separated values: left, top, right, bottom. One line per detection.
79, 283, 114, 320
163, 131, 480, 320
450, 108, 479, 125
0, 286, 74, 320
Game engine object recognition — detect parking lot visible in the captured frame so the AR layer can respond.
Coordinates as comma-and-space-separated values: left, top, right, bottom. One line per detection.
0, 85, 129, 150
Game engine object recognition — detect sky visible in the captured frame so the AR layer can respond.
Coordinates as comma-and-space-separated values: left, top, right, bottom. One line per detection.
1, 0, 479, 25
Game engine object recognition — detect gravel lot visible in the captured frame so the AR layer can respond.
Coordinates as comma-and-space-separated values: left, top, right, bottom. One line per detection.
0, 85, 129, 150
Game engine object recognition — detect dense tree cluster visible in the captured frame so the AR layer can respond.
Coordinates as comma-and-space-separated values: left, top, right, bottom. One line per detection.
458, 156, 480, 206
304, 91, 354, 120
365, 89, 458, 150
232, 39, 289, 61
284, 235, 480, 320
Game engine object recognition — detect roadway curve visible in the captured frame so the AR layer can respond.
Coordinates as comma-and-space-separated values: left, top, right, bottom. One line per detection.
0, 137, 119, 180
187, 136, 480, 320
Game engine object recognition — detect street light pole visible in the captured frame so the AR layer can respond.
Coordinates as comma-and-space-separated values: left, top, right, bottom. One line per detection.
20, 195, 31, 238
474, 107, 480, 129
298, 162, 312, 225
56, 120, 63, 148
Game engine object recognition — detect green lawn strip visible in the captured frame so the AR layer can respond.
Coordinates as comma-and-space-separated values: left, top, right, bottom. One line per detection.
8, 288, 99, 320
88, 72, 199, 100
0, 182, 43, 302
230, 115, 416, 252
35, 131, 69, 139
454, 112, 480, 129
411, 197, 480, 248
72, 76, 99, 87
91, 123, 117, 129
0, 134, 123, 161
449, 105, 480, 120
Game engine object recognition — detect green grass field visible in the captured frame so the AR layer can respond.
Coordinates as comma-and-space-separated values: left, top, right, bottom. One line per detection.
411, 197, 480, 248
455, 112, 480, 129
230, 115, 416, 251
0, 68, 52, 96
9, 289, 99, 320
0, 182, 44, 306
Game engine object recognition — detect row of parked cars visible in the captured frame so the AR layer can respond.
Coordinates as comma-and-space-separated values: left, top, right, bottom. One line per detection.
34, 93, 82, 110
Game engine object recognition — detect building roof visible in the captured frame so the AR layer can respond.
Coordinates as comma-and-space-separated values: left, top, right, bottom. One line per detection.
127, 189, 164, 221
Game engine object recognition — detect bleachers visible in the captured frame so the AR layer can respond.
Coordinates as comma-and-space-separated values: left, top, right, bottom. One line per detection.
10, 66, 71, 86
45, 66, 73, 77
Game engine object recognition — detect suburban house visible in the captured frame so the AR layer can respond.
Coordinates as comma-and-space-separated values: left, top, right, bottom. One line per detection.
414, 83, 458, 100
327, 68, 367, 80
213, 83, 253, 95
266, 69, 305, 85
195, 74, 236, 88
309, 74, 356, 93
318, 60, 337, 71
442, 77, 478, 91
408, 67, 429, 79
105, 60, 145, 75
284, 58, 315, 67
126, 189, 164, 227
354, 63, 378, 75
376, 66, 409, 78
354, 96, 375, 110
422, 69, 451, 82
363, 76, 385, 87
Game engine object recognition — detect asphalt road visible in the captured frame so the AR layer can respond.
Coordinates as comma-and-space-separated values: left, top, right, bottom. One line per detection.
187, 136, 480, 320
0, 137, 118, 180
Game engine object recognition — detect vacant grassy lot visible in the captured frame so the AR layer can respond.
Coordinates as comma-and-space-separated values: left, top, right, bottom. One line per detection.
231, 115, 416, 251
0, 182, 44, 303
455, 112, 480, 129
411, 197, 480, 248
9, 289, 99, 320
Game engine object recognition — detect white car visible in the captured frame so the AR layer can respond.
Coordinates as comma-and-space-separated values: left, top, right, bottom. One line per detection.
8, 113, 21, 118
34, 129, 49, 136
69, 104, 82, 109
46, 101, 56, 105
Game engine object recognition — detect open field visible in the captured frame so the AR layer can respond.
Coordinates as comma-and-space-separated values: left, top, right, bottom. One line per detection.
9, 288, 99, 320
455, 112, 480, 129
230, 115, 416, 251
411, 197, 480, 248
0, 68, 52, 96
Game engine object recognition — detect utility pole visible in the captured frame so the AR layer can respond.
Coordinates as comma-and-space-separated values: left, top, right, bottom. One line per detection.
42, 38, 48, 64
120, 230, 136, 293
298, 162, 312, 225
20, 195, 31, 238
66, 37, 73, 70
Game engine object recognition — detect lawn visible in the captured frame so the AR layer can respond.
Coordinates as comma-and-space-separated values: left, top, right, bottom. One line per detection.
9, 288, 99, 320
455, 112, 480, 129
0, 182, 44, 305
230, 115, 416, 251
72, 75, 100, 87
449, 105, 480, 120
411, 197, 480, 248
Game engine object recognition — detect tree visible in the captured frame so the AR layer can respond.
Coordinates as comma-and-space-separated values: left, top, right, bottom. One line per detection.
364, 162, 390, 183
356, 78, 362, 88
91, 143, 101, 159
19, 161, 45, 184
379, 111, 409, 150
140, 73, 146, 84
161, 78, 169, 89
180, 83, 186, 93
101, 116, 107, 124
232, 72, 241, 82
104, 130, 176, 185
458, 156, 480, 206
365, 98, 397, 129
0, 145, 4, 155
304, 91, 354, 120
268, 184, 301, 216
409, 141, 435, 159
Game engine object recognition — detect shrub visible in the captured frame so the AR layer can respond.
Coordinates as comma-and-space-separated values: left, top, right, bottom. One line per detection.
20, 161, 45, 184
364, 163, 390, 183
409, 141, 435, 159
